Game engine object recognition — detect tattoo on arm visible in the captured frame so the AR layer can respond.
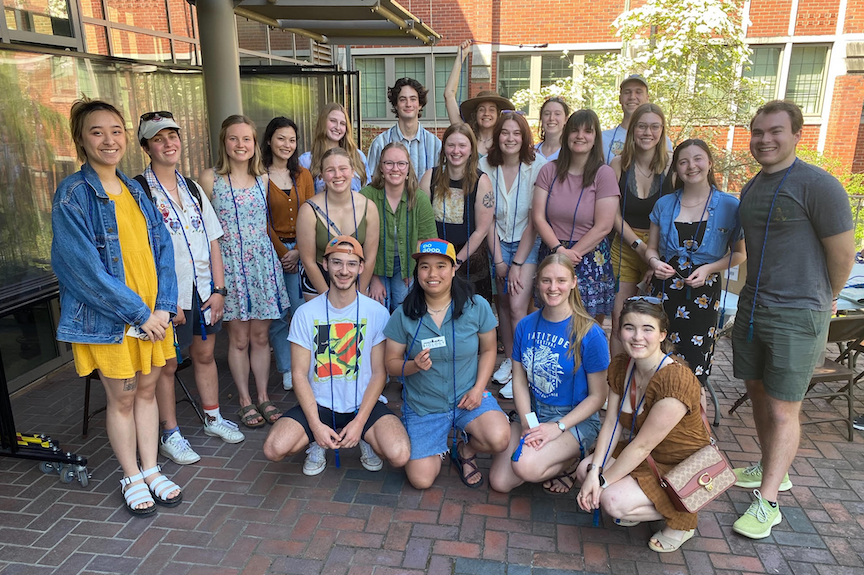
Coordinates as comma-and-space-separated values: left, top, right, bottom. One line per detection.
482, 191, 494, 209
122, 378, 137, 391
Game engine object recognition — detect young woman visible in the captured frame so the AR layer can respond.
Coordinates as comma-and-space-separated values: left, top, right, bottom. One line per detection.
419, 123, 494, 301
200, 115, 289, 428
609, 103, 672, 357
480, 112, 547, 393
263, 117, 315, 391
576, 298, 712, 553
535, 97, 570, 162
52, 99, 180, 516
532, 109, 619, 322
444, 40, 515, 156
296, 147, 380, 301
489, 254, 607, 494
361, 142, 438, 312
298, 103, 368, 193
384, 239, 510, 490
643, 139, 746, 384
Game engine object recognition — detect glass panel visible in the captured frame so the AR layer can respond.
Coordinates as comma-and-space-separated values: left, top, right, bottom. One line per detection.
356, 57, 387, 119
0, 49, 209, 299
786, 46, 828, 115
394, 57, 425, 82
3, 0, 73, 37
84, 22, 109, 55
0, 301, 59, 382
105, 0, 170, 33
173, 40, 198, 65
236, 16, 267, 52
110, 28, 172, 62
541, 53, 571, 87
497, 55, 531, 112
434, 55, 467, 120
744, 46, 781, 102
79, 0, 104, 19
167, 0, 196, 39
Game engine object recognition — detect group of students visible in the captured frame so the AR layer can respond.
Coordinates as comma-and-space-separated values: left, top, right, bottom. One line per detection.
50, 48, 855, 555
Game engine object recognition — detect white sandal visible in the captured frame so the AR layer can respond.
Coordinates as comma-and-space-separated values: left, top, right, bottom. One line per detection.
120, 471, 156, 517
142, 465, 183, 507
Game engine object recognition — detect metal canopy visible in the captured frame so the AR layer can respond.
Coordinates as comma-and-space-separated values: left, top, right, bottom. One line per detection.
233, 0, 440, 45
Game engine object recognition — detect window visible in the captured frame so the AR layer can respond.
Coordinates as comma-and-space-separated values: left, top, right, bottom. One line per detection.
4, 0, 73, 37
745, 46, 781, 101
394, 57, 425, 82
356, 57, 387, 119
540, 54, 572, 86
786, 46, 828, 115
434, 56, 467, 119
497, 55, 531, 112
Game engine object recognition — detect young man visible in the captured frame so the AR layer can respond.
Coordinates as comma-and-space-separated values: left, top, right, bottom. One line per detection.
731, 100, 855, 539
366, 77, 442, 177
601, 74, 671, 163
137, 111, 245, 465
262, 236, 410, 475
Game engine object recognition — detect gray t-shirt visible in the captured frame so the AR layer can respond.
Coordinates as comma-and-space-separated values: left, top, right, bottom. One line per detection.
739, 159, 853, 312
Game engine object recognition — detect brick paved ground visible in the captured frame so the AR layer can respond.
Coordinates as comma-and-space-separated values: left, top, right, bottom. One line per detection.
1, 337, 863, 575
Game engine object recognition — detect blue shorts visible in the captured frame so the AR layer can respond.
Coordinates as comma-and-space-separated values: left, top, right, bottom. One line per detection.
498, 237, 542, 266
535, 400, 601, 457
174, 288, 222, 351
402, 393, 505, 460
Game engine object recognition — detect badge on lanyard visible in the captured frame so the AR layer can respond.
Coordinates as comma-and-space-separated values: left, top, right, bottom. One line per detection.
421, 336, 446, 350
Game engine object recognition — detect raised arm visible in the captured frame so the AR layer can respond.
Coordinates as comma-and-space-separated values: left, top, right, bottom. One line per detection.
444, 40, 472, 125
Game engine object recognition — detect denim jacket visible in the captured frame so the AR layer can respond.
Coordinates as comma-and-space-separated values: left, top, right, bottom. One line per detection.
649, 189, 743, 265
51, 163, 177, 344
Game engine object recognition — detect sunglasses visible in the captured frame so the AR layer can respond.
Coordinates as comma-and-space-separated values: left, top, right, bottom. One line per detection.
140, 110, 174, 122
627, 295, 662, 305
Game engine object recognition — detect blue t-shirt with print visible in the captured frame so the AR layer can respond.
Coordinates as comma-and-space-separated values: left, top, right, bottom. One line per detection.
512, 312, 610, 407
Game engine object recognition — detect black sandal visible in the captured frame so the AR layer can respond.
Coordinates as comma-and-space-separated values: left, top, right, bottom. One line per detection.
451, 440, 484, 489
543, 461, 579, 495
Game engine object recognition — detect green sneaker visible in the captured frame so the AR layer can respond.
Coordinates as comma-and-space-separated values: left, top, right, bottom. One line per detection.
733, 490, 782, 539
733, 462, 792, 491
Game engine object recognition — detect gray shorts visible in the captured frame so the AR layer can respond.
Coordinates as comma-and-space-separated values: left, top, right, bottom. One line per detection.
731, 304, 830, 402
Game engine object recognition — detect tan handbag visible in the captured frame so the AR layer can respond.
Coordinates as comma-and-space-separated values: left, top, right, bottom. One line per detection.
632, 377, 735, 514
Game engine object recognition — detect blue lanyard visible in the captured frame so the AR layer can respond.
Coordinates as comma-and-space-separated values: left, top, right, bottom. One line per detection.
738, 159, 797, 341
153, 168, 211, 341
544, 174, 586, 249
440, 172, 472, 279
494, 164, 522, 248
323, 290, 361, 468
616, 167, 665, 289
625, 352, 674, 439
660, 187, 714, 300
605, 125, 620, 165
324, 189, 358, 240
379, 188, 410, 280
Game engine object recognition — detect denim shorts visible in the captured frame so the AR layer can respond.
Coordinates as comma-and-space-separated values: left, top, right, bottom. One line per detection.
402, 393, 505, 460
498, 237, 542, 267
174, 288, 222, 350
534, 400, 601, 457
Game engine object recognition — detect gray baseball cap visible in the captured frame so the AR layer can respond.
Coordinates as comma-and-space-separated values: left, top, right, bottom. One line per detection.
137, 111, 181, 141
620, 74, 649, 91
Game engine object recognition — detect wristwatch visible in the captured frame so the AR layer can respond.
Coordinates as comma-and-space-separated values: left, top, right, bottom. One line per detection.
556, 421, 567, 433
212, 286, 228, 296
631, 238, 643, 249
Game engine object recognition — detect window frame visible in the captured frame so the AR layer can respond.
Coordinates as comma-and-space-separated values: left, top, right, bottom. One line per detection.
0, 0, 85, 51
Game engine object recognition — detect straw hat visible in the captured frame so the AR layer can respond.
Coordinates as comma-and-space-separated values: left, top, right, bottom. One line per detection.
459, 90, 515, 122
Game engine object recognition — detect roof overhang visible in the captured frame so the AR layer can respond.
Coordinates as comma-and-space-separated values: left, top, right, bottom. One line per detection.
232, 0, 441, 46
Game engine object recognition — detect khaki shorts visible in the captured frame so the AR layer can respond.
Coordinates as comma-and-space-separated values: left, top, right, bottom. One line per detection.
610, 229, 650, 285
731, 304, 830, 402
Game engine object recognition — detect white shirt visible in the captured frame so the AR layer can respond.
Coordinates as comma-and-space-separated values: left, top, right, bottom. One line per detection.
145, 167, 224, 310
288, 293, 389, 413
480, 156, 547, 244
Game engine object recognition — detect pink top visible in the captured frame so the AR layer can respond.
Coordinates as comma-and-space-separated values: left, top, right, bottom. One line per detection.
535, 162, 619, 242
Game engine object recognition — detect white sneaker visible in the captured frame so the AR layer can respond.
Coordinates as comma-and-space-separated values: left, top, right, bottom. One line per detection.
282, 372, 293, 391
303, 442, 326, 476
159, 431, 201, 465
359, 440, 383, 472
203, 415, 246, 444
499, 380, 514, 399
493, 358, 512, 383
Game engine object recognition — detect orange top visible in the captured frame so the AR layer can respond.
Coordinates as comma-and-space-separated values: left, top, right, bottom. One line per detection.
267, 166, 315, 257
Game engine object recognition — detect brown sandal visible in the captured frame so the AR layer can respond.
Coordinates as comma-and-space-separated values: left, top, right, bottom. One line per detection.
257, 401, 282, 424
237, 404, 265, 428
543, 461, 580, 495
451, 440, 484, 488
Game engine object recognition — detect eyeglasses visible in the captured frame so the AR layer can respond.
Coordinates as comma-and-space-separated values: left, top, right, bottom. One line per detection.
140, 111, 174, 122
627, 295, 662, 305
382, 160, 409, 170
500, 110, 526, 117
635, 122, 663, 133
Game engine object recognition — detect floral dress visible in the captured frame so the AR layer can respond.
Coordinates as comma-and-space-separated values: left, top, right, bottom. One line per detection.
212, 174, 288, 321
651, 222, 720, 384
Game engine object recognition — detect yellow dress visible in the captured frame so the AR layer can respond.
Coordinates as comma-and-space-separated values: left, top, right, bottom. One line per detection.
72, 183, 174, 379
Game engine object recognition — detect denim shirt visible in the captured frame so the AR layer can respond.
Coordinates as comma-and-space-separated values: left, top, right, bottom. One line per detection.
649, 189, 743, 265
51, 163, 177, 344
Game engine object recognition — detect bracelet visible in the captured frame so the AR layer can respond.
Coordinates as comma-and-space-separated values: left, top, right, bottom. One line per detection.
494, 260, 505, 265
648, 256, 659, 264
511, 261, 523, 267
833, 296, 840, 302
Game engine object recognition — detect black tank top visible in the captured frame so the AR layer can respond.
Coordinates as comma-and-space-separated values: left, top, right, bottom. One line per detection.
618, 165, 670, 230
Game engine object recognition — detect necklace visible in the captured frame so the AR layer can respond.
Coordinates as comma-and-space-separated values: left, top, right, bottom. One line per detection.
635, 162, 653, 178
427, 301, 452, 313
680, 196, 710, 208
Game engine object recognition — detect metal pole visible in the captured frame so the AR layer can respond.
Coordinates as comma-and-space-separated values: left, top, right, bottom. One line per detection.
197, 0, 244, 163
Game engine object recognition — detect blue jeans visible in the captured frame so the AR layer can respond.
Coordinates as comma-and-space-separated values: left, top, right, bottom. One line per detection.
269, 240, 305, 374
380, 254, 412, 313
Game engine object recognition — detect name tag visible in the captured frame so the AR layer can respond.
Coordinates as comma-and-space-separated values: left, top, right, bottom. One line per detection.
421, 336, 446, 350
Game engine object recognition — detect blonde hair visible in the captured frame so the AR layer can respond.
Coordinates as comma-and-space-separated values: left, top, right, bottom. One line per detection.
535, 253, 597, 370
214, 115, 264, 176
369, 142, 420, 209
69, 97, 127, 163
433, 123, 480, 204
620, 103, 669, 175
310, 103, 367, 183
